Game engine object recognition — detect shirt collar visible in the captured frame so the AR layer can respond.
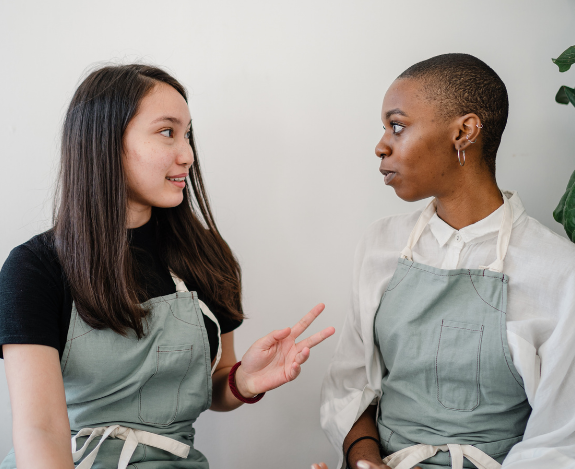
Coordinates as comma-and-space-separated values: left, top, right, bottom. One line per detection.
427, 190, 526, 248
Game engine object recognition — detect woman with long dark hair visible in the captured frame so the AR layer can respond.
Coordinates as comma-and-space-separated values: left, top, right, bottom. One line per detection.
0, 64, 334, 469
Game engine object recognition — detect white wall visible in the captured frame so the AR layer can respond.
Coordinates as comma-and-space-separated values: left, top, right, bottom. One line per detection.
1, 1, 574, 467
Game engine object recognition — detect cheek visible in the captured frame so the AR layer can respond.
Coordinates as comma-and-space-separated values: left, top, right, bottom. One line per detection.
124, 145, 177, 200
400, 130, 446, 173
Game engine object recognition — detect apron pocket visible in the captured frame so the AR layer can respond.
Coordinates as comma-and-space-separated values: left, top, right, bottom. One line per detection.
435, 320, 484, 412
139, 344, 193, 426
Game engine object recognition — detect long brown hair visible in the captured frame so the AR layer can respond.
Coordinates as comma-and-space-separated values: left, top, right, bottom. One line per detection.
54, 64, 243, 338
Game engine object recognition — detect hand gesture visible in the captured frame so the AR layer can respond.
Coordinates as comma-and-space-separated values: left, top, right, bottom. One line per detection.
235, 303, 335, 396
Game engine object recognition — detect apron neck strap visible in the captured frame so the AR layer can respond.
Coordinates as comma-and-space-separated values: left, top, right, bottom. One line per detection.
479, 194, 513, 273
170, 271, 189, 292
400, 199, 437, 262
400, 194, 514, 273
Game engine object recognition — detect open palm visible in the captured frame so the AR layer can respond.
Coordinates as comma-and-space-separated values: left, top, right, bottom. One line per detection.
238, 303, 335, 395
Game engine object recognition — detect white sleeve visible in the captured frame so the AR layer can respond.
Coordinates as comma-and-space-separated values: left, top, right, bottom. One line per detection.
320, 235, 378, 469
503, 297, 575, 468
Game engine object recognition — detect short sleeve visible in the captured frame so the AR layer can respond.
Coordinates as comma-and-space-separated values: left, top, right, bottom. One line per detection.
0, 236, 67, 358
198, 295, 243, 334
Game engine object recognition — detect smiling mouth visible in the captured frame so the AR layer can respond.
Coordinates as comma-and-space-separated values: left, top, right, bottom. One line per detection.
166, 176, 186, 182
380, 170, 397, 185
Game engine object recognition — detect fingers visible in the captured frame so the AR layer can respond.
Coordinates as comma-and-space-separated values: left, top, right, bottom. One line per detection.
289, 361, 302, 381
311, 464, 329, 469
297, 326, 335, 351
291, 303, 325, 338
294, 347, 310, 366
356, 461, 390, 469
258, 327, 291, 349
272, 327, 291, 341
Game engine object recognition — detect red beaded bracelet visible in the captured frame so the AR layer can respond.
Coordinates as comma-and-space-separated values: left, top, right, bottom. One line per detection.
228, 361, 265, 404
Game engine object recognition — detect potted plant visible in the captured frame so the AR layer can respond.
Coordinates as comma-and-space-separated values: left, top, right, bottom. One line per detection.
552, 46, 575, 242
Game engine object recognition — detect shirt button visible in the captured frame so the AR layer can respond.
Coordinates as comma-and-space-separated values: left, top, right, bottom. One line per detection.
455, 234, 461, 242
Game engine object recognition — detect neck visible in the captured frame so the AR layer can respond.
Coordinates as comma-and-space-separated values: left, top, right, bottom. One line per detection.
127, 202, 152, 229
435, 172, 502, 230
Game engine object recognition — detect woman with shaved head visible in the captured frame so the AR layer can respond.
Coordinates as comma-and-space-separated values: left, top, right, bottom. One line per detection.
314, 54, 575, 469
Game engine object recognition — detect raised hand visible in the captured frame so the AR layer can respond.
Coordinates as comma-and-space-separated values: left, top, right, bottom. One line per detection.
235, 303, 335, 396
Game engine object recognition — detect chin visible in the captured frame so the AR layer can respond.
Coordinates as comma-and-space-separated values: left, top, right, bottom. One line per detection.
393, 186, 430, 203
153, 194, 185, 209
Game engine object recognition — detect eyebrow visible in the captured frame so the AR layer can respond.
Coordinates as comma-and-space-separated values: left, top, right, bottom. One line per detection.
385, 108, 408, 120
150, 116, 192, 127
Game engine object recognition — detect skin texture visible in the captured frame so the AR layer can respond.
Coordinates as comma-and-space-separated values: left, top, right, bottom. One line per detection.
123, 82, 195, 229
4, 82, 335, 469
376, 78, 503, 229
312, 78, 504, 469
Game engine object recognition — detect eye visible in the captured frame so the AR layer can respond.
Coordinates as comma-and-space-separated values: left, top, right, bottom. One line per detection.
391, 123, 404, 134
185, 129, 191, 139
160, 129, 173, 138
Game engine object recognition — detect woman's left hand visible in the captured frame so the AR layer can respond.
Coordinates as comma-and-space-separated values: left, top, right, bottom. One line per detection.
235, 303, 335, 397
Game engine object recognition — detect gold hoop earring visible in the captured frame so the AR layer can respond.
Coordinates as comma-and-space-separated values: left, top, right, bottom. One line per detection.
458, 149, 466, 166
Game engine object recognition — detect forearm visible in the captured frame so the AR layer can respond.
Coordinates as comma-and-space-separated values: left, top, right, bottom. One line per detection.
343, 405, 382, 469
210, 365, 245, 412
13, 426, 74, 469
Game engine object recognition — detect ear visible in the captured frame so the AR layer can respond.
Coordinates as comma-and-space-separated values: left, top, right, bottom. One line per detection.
453, 113, 483, 152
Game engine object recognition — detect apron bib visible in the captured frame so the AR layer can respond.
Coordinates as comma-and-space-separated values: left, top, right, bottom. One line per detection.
1, 273, 220, 469
373, 197, 531, 469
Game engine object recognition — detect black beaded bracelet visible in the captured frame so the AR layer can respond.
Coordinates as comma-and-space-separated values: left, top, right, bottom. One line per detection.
345, 435, 383, 469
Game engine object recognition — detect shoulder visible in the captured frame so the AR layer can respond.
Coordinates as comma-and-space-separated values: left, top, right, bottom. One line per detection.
511, 215, 575, 278
356, 209, 422, 258
1, 230, 65, 296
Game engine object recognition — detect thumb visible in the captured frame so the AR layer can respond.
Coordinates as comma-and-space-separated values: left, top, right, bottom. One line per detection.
258, 327, 291, 349
356, 461, 403, 469
356, 461, 384, 469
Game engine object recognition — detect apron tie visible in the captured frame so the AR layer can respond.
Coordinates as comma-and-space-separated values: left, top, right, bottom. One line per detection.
382, 443, 501, 469
71, 425, 190, 469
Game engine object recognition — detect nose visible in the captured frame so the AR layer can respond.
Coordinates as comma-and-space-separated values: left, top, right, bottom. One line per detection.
375, 132, 391, 159
177, 138, 195, 169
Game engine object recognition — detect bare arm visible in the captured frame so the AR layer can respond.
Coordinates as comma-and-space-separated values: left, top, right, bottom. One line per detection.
313, 406, 421, 469
3, 344, 74, 469
210, 331, 245, 412
343, 405, 385, 468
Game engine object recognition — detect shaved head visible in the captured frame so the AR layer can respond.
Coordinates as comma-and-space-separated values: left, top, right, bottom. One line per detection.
398, 53, 508, 176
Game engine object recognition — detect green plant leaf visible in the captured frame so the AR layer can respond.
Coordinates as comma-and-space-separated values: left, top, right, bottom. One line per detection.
556, 86, 570, 104
553, 169, 575, 242
552, 46, 575, 72
556, 86, 575, 106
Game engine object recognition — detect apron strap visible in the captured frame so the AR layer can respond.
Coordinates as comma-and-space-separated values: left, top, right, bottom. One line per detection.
170, 271, 222, 374
72, 425, 191, 469
400, 194, 514, 273
382, 443, 501, 469
400, 199, 437, 262
478, 194, 514, 273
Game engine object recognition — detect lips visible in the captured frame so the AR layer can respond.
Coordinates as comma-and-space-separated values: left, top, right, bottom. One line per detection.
380, 169, 397, 185
166, 173, 188, 181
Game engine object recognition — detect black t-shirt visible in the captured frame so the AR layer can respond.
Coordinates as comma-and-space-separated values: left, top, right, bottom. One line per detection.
0, 218, 242, 361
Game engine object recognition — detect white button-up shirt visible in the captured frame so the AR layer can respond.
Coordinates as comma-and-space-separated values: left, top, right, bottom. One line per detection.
320, 191, 575, 469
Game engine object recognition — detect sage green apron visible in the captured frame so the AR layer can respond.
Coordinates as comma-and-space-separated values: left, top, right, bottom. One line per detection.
0, 273, 221, 469
373, 196, 531, 469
